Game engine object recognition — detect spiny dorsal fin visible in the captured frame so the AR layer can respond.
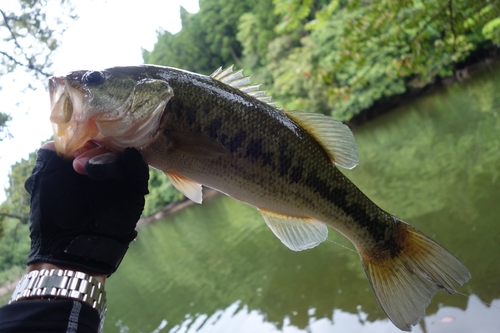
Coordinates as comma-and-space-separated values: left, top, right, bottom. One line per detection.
210, 65, 278, 108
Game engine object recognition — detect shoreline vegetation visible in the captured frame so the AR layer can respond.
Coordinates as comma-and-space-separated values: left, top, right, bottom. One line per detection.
348, 51, 499, 126
137, 189, 219, 227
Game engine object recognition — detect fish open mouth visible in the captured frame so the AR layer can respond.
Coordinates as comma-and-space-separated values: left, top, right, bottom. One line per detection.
49, 76, 99, 159
49, 73, 171, 159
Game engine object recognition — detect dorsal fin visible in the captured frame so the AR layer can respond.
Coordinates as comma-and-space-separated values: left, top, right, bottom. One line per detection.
210, 66, 357, 169
210, 65, 278, 108
285, 111, 358, 169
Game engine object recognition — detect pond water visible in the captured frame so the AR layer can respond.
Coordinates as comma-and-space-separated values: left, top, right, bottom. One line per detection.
104, 64, 500, 333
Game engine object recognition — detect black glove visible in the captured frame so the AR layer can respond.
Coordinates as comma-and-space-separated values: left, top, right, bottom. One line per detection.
24, 147, 149, 275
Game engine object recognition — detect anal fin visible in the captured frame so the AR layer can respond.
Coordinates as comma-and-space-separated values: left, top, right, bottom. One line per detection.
166, 172, 203, 204
259, 209, 328, 251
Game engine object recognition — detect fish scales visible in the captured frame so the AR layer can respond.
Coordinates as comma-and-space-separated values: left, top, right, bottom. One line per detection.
49, 64, 471, 331
151, 70, 393, 248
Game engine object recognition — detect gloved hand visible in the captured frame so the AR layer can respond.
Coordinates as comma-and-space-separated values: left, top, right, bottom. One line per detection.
24, 146, 149, 275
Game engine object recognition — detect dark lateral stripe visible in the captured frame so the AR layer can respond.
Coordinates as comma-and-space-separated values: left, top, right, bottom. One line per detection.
205, 118, 223, 138
245, 139, 274, 166
278, 155, 292, 177
228, 129, 247, 152
277, 137, 292, 177
304, 170, 400, 253
289, 164, 304, 184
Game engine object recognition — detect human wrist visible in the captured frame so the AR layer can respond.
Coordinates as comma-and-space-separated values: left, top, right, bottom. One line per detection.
10, 266, 108, 330
27, 262, 106, 285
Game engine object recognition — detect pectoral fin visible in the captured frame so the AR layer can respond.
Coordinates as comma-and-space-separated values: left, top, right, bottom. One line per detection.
166, 172, 203, 204
259, 209, 328, 251
167, 131, 229, 158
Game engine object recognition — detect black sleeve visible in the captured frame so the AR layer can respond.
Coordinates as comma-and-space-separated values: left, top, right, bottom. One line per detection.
0, 299, 100, 333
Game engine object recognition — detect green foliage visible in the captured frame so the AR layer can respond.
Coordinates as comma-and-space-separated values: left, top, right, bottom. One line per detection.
266, 34, 330, 112
0, 0, 77, 142
0, 152, 35, 272
143, 0, 253, 74
143, 169, 185, 217
2, 153, 36, 218
266, 0, 500, 120
236, 0, 280, 68
0, 265, 24, 287
273, 0, 315, 33
0, 113, 11, 141
483, 17, 500, 46
273, 0, 331, 33
143, 8, 214, 74
146, 0, 499, 123
199, 0, 252, 66
0, 218, 30, 272
0, 0, 76, 80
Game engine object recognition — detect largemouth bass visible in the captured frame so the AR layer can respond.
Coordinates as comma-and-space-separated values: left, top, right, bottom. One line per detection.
48, 65, 470, 331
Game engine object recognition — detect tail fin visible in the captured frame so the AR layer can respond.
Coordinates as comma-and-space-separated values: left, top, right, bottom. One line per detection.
359, 218, 471, 331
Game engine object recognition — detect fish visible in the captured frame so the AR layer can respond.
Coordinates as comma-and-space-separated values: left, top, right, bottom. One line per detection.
48, 65, 470, 331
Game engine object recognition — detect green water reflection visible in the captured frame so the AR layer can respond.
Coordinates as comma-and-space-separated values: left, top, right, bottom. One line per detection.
105, 65, 500, 332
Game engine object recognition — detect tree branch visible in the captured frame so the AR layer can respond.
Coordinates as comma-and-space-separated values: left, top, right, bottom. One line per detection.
0, 8, 52, 77
0, 212, 29, 224
0, 50, 26, 70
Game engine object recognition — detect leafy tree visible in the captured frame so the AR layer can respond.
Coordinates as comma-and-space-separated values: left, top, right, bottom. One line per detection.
143, 7, 213, 74
144, 0, 253, 74
267, 0, 500, 120
0, 113, 11, 141
0, 0, 75, 79
483, 17, 500, 46
236, 1, 280, 68
234, 0, 282, 93
0, 0, 76, 138
272, 0, 332, 34
146, 0, 499, 121
0, 152, 36, 271
0, 153, 35, 221
143, 169, 185, 217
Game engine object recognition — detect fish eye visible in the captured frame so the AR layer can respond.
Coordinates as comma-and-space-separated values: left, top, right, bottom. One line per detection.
83, 71, 106, 85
